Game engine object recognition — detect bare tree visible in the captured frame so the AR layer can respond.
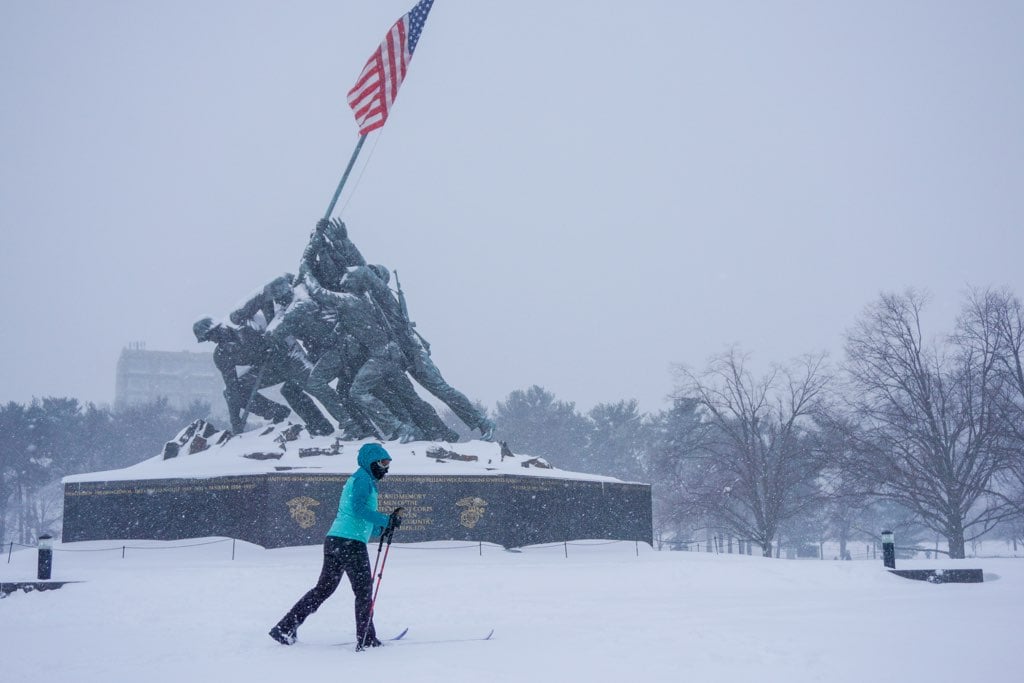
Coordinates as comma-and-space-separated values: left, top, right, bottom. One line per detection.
674, 349, 831, 557
963, 287, 1024, 518
812, 412, 874, 559
843, 290, 1009, 558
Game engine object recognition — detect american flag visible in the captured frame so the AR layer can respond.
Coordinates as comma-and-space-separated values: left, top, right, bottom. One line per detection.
347, 0, 434, 136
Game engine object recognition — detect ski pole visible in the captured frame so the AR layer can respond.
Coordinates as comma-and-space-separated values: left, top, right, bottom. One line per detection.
367, 528, 387, 602
368, 506, 402, 587
359, 528, 393, 650
359, 510, 401, 650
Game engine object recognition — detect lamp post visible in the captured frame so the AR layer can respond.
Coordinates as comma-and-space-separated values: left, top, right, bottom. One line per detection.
881, 530, 895, 569
37, 534, 53, 580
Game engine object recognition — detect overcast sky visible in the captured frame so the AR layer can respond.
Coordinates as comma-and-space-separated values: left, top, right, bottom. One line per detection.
2, 1, 1022, 416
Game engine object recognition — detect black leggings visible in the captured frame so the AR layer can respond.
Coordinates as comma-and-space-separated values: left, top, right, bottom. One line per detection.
276, 536, 377, 641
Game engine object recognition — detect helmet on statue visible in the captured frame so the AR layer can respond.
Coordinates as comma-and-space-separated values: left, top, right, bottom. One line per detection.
368, 264, 391, 285
193, 317, 217, 343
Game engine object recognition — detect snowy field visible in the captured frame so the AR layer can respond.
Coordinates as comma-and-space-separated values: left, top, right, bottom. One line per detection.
2, 539, 1020, 683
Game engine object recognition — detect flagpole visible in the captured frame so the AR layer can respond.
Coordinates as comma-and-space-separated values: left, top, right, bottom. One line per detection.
323, 133, 368, 220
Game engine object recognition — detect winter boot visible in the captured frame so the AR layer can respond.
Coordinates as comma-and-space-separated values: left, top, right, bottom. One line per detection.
478, 418, 496, 441
269, 625, 297, 645
355, 634, 382, 651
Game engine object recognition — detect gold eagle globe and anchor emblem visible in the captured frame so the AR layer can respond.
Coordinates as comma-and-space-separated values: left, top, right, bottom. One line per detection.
286, 496, 320, 529
456, 496, 488, 529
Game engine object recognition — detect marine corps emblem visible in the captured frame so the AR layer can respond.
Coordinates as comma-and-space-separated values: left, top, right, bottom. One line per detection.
286, 496, 320, 529
456, 496, 488, 528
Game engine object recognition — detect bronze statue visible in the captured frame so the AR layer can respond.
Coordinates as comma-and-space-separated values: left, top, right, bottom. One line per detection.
196, 218, 490, 441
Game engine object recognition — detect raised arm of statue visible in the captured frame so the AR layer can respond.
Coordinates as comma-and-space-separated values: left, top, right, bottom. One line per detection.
304, 276, 360, 312
298, 233, 323, 290
322, 217, 366, 269
231, 274, 295, 328
230, 293, 269, 328
299, 218, 366, 292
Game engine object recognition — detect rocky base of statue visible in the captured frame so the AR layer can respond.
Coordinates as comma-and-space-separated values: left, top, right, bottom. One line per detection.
161, 420, 232, 459
160, 419, 532, 466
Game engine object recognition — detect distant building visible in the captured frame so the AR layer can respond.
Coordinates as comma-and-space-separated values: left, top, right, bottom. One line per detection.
114, 343, 224, 416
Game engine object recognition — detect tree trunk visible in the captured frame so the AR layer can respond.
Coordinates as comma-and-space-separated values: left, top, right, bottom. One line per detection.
17, 483, 27, 544
947, 522, 966, 559
0, 482, 6, 544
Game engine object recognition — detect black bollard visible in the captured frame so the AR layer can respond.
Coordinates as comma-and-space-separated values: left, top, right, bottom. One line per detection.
881, 530, 895, 569
37, 534, 53, 580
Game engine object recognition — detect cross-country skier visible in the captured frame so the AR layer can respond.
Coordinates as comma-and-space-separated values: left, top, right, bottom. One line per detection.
269, 442, 402, 648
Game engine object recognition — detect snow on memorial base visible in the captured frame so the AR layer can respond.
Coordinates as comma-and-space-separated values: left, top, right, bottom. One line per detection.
62, 421, 652, 549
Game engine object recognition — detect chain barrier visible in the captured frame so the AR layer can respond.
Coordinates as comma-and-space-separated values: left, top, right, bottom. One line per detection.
6, 539, 231, 552
4, 538, 644, 562
6, 538, 1021, 563
4, 538, 234, 562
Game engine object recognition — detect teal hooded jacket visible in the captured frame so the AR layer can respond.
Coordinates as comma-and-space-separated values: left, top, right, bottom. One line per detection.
328, 443, 392, 542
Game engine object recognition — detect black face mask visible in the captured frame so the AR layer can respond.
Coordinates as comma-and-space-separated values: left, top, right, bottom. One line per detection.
370, 460, 390, 480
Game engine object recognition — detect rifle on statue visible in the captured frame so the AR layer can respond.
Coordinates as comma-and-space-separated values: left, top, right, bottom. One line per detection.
393, 270, 432, 355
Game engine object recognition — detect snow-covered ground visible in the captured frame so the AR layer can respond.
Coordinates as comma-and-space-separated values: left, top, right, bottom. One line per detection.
2, 539, 1019, 682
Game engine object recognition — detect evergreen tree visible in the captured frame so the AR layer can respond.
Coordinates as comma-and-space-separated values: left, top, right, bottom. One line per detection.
0, 396, 215, 542
584, 399, 646, 480
0, 402, 31, 544
644, 397, 708, 544
494, 386, 589, 470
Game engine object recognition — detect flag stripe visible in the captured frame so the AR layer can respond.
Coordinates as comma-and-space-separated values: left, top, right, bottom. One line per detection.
346, 0, 433, 136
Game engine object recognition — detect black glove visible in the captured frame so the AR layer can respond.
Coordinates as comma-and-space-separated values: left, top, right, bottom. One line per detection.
386, 507, 404, 533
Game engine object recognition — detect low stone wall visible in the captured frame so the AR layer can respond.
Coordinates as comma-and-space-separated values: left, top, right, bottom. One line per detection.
63, 473, 652, 549
889, 569, 984, 584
